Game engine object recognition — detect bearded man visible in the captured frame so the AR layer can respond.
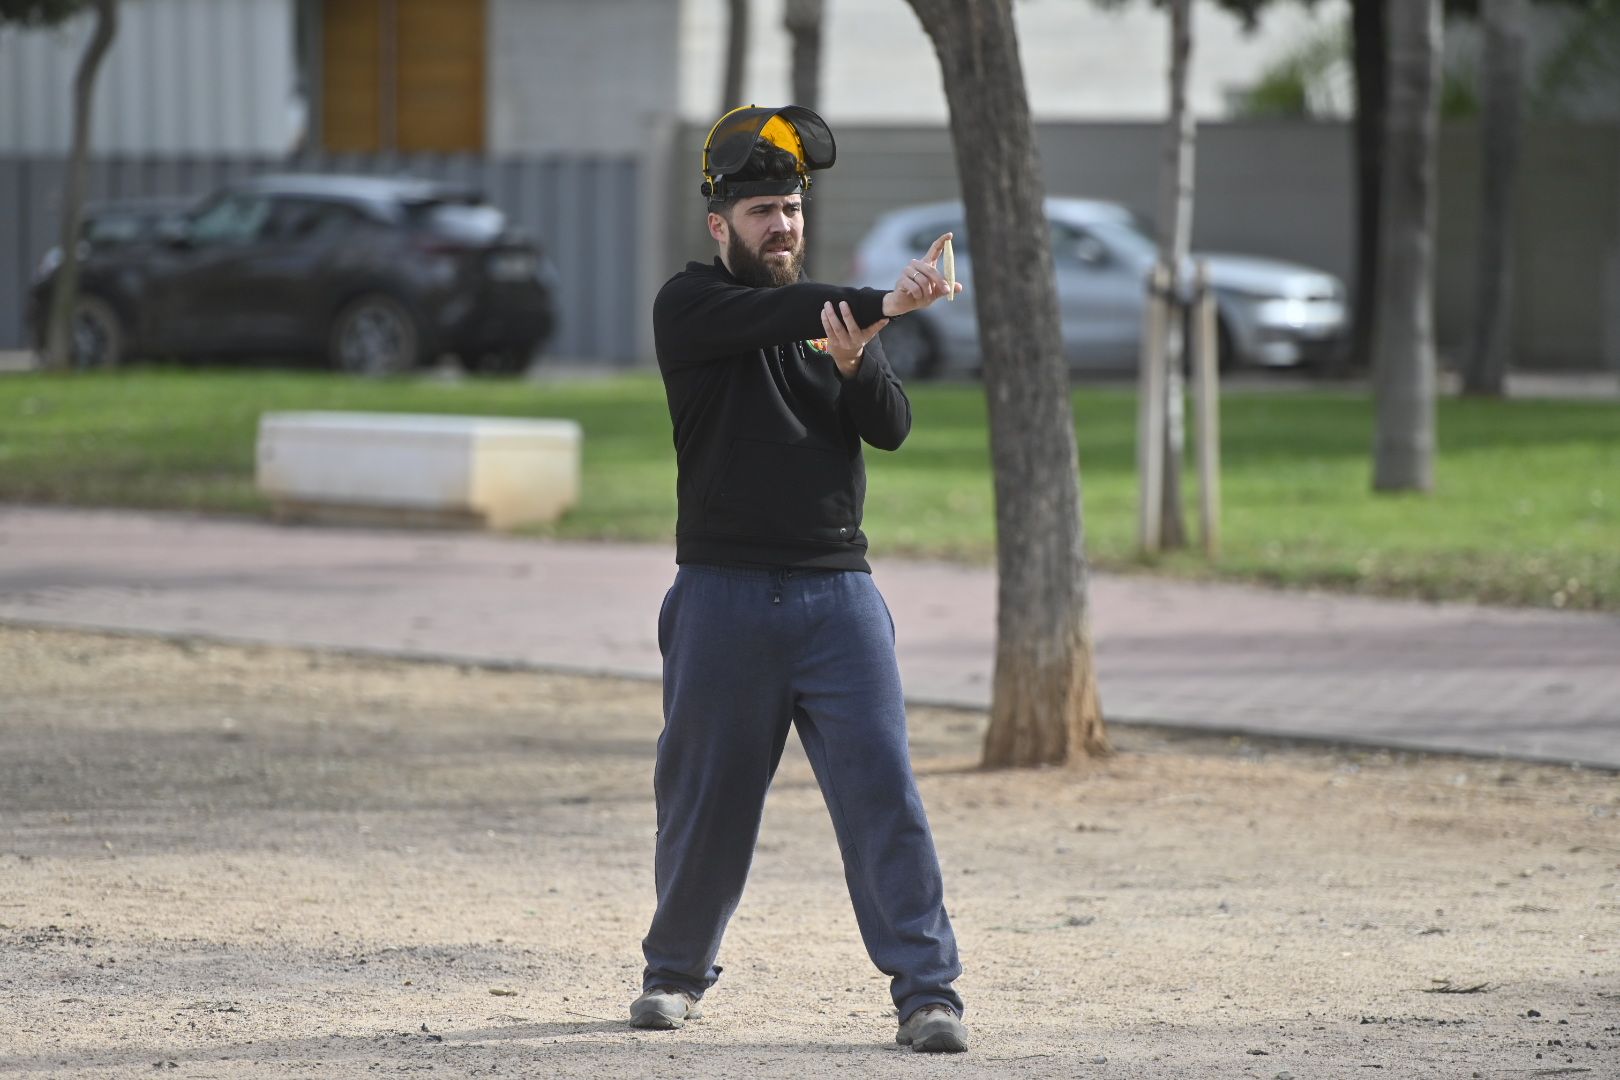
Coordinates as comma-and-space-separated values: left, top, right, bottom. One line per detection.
629, 105, 968, 1054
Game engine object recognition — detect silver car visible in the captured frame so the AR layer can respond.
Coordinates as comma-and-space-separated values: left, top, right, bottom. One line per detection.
851, 198, 1347, 379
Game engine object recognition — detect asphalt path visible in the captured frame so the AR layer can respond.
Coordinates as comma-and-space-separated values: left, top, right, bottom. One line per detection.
2, 505, 1616, 768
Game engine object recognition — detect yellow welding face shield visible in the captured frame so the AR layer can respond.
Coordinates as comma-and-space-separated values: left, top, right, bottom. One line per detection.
700, 105, 836, 199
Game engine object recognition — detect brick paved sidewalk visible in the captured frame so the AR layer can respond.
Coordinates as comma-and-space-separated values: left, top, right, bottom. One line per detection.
1, 505, 1615, 768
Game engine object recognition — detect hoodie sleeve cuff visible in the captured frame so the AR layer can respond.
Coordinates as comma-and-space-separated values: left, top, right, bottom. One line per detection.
850, 287, 889, 329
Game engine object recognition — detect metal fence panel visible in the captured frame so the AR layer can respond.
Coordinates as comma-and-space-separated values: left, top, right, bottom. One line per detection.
0, 0, 299, 156
0, 160, 27, 348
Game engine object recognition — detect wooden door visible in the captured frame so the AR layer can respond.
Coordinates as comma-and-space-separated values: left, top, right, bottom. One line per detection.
395, 0, 485, 153
320, 0, 485, 153
320, 0, 383, 153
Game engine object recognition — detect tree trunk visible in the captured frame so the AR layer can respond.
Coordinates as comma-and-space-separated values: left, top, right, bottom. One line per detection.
905, 0, 1108, 767
1463, 0, 1526, 397
783, 0, 823, 110
43, 0, 118, 373
783, 0, 824, 275
1372, 0, 1441, 493
1154, 0, 1195, 550
1339, 0, 1387, 378
721, 0, 750, 113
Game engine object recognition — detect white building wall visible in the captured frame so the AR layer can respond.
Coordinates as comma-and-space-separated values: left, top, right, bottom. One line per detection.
0, 0, 299, 155
487, 0, 681, 155
678, 0, 1348, 125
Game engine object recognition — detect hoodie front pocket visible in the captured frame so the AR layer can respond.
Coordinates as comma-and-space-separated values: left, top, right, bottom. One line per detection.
705, 438, 858, 544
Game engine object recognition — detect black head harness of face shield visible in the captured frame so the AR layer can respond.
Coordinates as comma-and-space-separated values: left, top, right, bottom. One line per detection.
700, 104, 836, 199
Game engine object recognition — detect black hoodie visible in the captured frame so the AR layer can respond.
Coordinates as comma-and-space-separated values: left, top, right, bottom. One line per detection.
653, 257, 912, 571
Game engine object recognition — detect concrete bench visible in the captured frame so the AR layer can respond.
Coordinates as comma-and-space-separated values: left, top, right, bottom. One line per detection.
256, 412, 582, 530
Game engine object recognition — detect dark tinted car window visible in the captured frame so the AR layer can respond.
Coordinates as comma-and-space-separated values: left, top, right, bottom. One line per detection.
1051, 221, 1109, 264
188, 194, 273, 244
1051, 221, 1084, 246
267, 198, 359, 240
907, 218, 1113, 264
409, 200, 505, 242
905, 222, 965, 255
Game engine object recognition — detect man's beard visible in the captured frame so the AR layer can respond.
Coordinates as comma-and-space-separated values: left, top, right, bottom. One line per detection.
727, 232, 805, 288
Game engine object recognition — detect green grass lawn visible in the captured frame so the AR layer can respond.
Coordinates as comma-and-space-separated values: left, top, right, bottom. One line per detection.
1, 368, 1615, 610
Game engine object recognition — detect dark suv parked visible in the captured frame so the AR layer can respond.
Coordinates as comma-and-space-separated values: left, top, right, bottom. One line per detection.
27, 174, 557, 375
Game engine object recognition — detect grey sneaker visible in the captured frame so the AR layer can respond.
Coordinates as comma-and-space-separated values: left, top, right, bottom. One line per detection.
896, 1003, 968, 1053
628, 985, 703, 1029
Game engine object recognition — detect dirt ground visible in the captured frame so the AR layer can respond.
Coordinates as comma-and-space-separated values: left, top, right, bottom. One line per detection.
1, 625, 1616, 1079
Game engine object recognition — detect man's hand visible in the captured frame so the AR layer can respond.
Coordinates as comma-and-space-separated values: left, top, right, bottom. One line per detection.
880, 232, 965, 318
820, 300, 889, 380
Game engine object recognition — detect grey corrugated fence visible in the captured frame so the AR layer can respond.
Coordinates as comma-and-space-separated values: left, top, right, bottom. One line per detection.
11, 124, 1620, 371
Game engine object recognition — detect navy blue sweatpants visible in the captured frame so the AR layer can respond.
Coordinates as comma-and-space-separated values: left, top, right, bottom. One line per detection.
640, 564, 964, 1021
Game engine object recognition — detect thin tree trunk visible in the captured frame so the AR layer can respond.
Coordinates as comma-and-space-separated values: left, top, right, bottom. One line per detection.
905, 0, 1108, 766
783, 0, 824, 275
1372, 0, 1441, 493
44, 0, 118, 372
783, 0, 823, 110
1464, 0, 1526, 397
721, 0, 750, 113
1155, 0, 1194, 549
1339, 0, 1387, 378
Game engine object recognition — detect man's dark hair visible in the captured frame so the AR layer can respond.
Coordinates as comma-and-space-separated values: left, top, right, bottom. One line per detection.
706, 138, 804, 216
706, 195, 739, 217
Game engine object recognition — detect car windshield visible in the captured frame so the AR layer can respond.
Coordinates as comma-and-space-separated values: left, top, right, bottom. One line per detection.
1085, 210, 1159, 261
408, 199, 505, 242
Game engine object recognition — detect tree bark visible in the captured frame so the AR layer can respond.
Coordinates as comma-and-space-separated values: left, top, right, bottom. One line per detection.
721, 0, 750, 114
1154, 0, 1195, 550
783, 0, 823, 111
905, 0, 1108, 767
43, 0, 117, 372
1372, 0, 1441, 493
1463, 0, 1526, 397
1339, 0, 1387, 378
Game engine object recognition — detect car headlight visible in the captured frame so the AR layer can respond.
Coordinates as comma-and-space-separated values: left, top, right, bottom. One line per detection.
1255, 298, 1314, 328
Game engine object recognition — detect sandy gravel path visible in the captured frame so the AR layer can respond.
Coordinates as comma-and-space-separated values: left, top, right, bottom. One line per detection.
2, 626, 1616, 1078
